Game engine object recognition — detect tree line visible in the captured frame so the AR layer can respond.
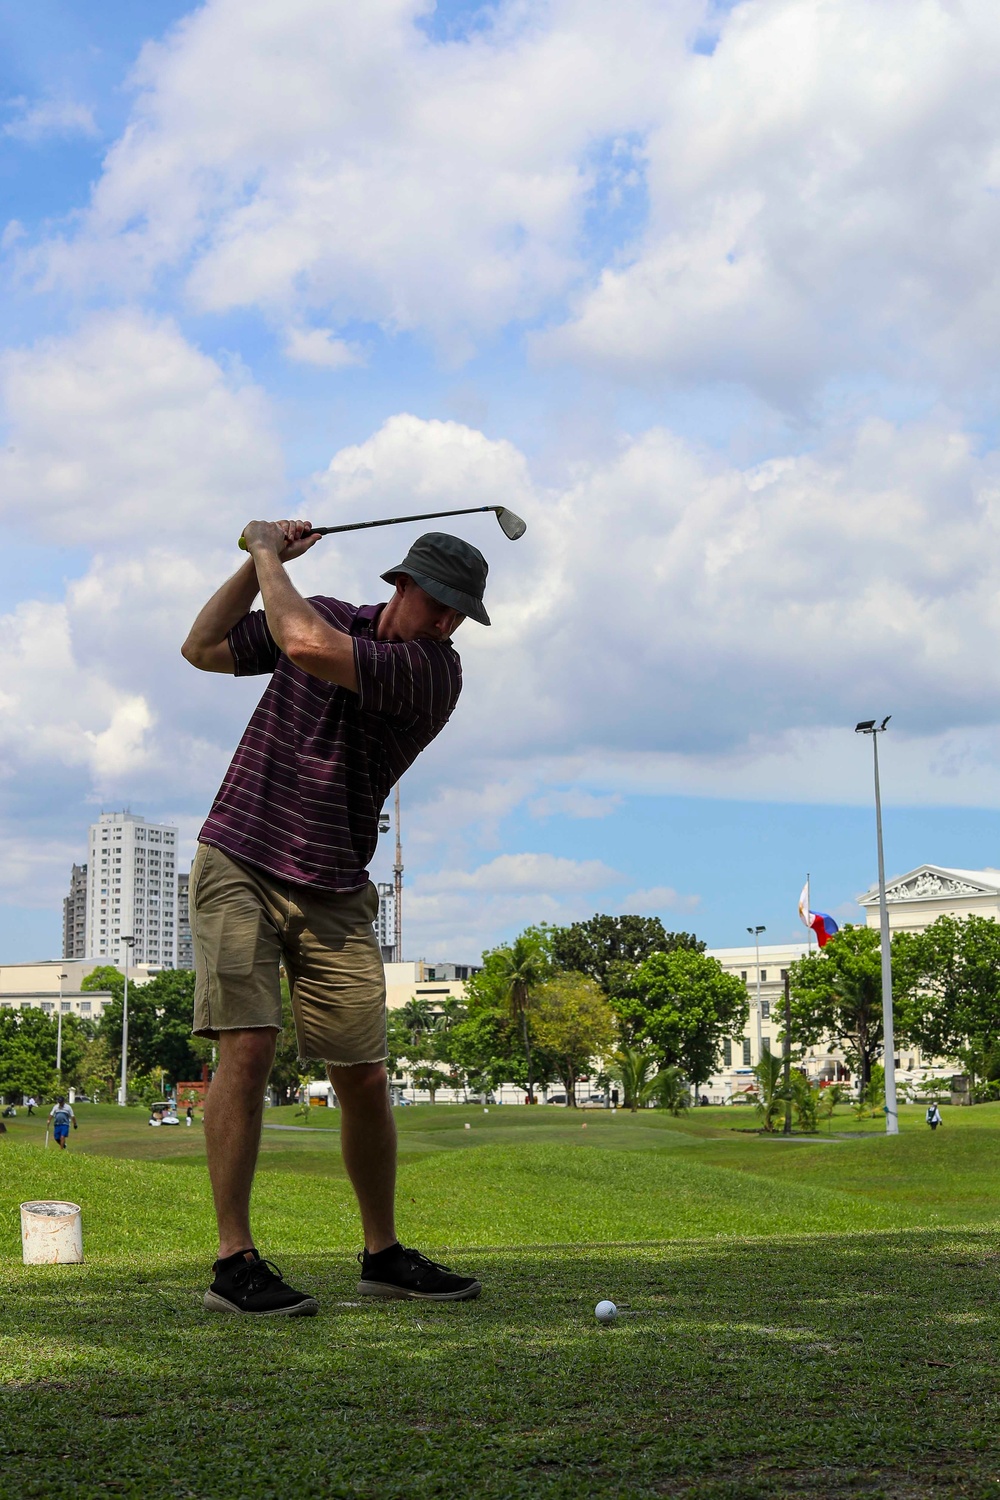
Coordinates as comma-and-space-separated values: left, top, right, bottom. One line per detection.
386, 915, 750, 1109
4, 908, 996, 1108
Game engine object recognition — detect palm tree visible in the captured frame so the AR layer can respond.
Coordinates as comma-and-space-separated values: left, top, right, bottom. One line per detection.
496, 935, 546, 1103
400, 997, 434, 1049
654, 1065, 690, 1117
609, 1045, 663, 1112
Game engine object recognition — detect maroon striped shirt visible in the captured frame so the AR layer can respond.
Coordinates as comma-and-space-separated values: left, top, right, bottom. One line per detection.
199, 598, 462, 890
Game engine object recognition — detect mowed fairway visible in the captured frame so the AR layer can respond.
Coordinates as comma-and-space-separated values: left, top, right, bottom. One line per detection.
3, 1105, 1000, 1498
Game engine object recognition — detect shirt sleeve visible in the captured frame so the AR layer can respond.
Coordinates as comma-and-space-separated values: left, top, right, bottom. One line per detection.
227, 611, 280, 677
352, 637, 462, 724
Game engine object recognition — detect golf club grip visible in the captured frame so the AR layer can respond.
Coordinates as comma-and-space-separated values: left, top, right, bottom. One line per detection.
237, 505, 496, 550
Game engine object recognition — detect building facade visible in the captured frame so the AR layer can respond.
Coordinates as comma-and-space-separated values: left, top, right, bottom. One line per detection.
62, 863, 88, 960
375, 882, 395, 961
177, 871, 193, 971
0, 959, 116, 1020
857, 864, 1000, 934
84, 811, 179, 968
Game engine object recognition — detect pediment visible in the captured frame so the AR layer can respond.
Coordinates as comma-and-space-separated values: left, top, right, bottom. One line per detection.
858, 865, 1000, 906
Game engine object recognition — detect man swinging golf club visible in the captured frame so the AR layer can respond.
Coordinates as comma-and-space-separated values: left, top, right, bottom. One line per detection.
182, 518, 492, 1316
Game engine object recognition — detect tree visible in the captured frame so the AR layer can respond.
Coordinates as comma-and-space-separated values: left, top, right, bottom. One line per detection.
399, 997, 435, 1050
447, 938, 557, 1095
550, 915, 704, 998
81, 966, 125, 1004
608, 1045, 664, 1112
530, 973, 615, 1106
410, 1065, 451, 1102
612, 949, 748, 1094
752, 1051, 785, 1132
97, 969, 204, 1088
894, 915, 1000, 1085
494, 934, 549, 1103
786, 926, 905, 1088
0, 1007, 58, 1099
653, 1065, 690, 1116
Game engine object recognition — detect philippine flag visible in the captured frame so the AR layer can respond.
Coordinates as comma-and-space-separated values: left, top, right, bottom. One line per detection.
798, 880, 839, 948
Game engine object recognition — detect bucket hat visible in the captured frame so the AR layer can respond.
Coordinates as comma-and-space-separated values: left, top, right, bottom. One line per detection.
381, 532, 490, 626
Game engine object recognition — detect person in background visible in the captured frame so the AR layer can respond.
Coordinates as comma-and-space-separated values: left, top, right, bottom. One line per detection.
186, 1105, 194, 1127
25, 1096, 36, 1116
49, 1097, 76, 1150
926, 1102, 943, 1131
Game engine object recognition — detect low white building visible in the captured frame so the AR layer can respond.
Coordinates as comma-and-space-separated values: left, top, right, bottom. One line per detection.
0, 958, 154, 1020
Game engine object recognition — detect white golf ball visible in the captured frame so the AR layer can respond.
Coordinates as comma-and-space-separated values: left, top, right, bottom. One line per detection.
595, 1300, 618, 1324
464, 1122, 471, 1130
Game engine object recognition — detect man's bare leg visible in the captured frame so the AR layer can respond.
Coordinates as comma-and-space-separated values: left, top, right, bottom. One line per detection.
204, 1028, 277, 1259
331, 1062, 397, 1252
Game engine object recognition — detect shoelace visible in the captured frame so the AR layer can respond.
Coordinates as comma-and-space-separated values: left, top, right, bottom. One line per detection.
231, 1257, 285, 1294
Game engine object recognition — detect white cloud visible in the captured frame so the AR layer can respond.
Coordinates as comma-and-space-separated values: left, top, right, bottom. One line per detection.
529, 789, 622, 819
284, 327, 365, 369
26, 0, 1000, 400
543, 0, 1000, 400
0, 311, 284, 547
620, 885, 701, 915
35, 0, 691, 350
420, 852, 620, 894
4, 98, 98, 144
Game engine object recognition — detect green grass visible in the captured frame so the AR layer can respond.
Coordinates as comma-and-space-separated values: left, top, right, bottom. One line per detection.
4, 1102, 1000, 1496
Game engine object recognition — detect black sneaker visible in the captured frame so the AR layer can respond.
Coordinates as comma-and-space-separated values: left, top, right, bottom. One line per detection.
357, 1242, 481, 1301
204, 1249, 319, 1317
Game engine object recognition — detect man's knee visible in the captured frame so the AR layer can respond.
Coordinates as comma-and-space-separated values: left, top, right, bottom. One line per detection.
331, 1062, 389, 1109
218, 1028, 277, 1082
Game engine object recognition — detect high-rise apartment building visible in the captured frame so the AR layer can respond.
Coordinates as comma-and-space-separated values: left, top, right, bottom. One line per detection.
177, 871, 193, 971
62, 863, 88, 959
375, 881, 395, 961
84, 812, 179, 968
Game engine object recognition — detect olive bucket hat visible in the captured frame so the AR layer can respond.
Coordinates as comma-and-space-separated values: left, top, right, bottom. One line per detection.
381, 531, 491, 626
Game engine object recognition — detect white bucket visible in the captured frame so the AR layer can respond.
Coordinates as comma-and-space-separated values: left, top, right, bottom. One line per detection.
20, 1200, 83, 1265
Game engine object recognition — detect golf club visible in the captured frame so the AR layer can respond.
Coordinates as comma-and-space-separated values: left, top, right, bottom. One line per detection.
237, 504, 526, 551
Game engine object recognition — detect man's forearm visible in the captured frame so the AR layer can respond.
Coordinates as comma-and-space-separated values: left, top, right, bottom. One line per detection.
253, 547, 358, 691
182, 558, 260, 668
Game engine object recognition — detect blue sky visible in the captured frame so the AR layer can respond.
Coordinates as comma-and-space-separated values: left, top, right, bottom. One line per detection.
3, 0, 1000, 964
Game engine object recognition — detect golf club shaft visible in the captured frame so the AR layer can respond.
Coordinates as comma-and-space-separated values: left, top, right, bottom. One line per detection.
238, 505, 498, 550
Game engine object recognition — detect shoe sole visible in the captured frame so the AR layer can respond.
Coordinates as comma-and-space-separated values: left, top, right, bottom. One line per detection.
357, 1279, 482, 1302
203, 1290, 319, 1317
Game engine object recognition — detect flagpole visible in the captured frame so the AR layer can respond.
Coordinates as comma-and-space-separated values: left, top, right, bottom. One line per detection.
806, 872, 812, 953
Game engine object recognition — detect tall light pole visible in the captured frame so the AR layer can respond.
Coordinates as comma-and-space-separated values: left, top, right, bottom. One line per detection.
56, 971, 67, 1077
747, 926, 766, 1060
118, 936, 135, 1107
855, 717, 898, 1137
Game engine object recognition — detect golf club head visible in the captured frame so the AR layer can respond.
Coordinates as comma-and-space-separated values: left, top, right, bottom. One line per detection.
495, 506, 527, 540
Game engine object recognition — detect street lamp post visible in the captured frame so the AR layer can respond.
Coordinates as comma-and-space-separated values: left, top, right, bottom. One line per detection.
56, 971, 67, 1076
747, 926, 766, 1061
855, 717, 898, 1137
118, 936, 135, 1107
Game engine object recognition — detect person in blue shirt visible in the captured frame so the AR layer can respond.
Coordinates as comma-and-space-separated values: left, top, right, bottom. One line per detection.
48, 1098, 76, 1149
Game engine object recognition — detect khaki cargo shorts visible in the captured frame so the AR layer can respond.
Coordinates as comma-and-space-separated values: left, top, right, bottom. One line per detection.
190, 843, 387, 1067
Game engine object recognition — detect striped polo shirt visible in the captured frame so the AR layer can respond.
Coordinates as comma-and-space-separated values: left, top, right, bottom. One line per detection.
198, 598, 462, 891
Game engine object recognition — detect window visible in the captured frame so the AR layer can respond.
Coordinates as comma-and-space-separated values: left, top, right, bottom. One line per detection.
742, 1039, 752, 1066
760, 970, 767, 982
740, 970, 747, 982
761, 1001, 770, 1019
723, 1038, 732, 1066
80, 1002, 91, 1014
762, 1037, 771, 1054
781, 969, 788, 980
